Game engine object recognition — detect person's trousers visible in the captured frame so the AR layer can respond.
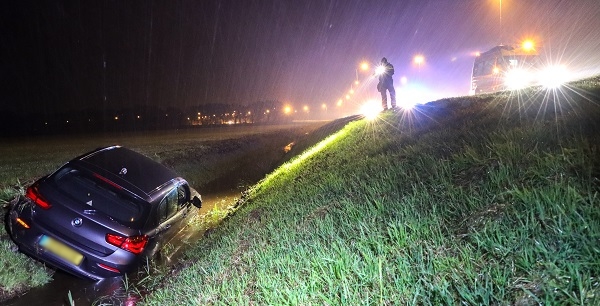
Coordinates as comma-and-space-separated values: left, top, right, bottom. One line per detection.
380, 85, 396, 109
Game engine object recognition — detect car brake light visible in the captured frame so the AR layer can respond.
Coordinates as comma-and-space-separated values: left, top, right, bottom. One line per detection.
93, 173, 122, 190
106, 234, 148, 255
26, 185, 52, 209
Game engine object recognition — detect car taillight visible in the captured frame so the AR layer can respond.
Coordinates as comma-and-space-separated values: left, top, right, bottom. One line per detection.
26, 185, 52, 209
106, 234, 148, 255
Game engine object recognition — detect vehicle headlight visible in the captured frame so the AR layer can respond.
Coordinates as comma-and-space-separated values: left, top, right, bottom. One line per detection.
504, 68, 534, 90
538, 65, 569, 89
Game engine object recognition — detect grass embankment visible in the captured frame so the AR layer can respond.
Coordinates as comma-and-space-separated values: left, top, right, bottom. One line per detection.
143, 81, 600, 305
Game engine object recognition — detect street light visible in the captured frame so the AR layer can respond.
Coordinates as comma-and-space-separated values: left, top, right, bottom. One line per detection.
522, 39, 535, 52
413, 55, 425, 67
355, 61, 370, 84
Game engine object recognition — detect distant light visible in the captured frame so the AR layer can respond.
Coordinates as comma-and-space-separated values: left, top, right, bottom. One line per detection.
400, 76, 408, 85
114, 116, 119, 120
349, 89, 354, 94
413, 55, 425, 65
522, 40, 535, 51
321, 103, 327, 109
303, 105, 309, 112
360, 62, 369, 71
493, 67, 500, 74
337, 99, 343, 107
354, 80, 359, 85
284, 106, 292, 114
346, 94, 351, 100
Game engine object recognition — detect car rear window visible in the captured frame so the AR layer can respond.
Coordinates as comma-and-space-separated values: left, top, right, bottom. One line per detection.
53, 168, 147, 227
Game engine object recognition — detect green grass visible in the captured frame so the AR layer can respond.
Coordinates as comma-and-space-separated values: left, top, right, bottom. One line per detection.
0, 224, 53, 299
141, 79, 600, 305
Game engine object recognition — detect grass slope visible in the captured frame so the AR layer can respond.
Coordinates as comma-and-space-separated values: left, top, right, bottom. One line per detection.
143, 81, 600, 305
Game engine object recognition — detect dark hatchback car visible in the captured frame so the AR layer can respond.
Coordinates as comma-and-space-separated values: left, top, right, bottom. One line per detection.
8, 146, 202, 280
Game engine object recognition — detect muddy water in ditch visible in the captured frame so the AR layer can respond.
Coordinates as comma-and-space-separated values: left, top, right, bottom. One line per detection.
3, 191, 240, 306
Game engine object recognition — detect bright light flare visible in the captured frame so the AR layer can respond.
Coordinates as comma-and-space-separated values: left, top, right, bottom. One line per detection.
398, 99, 416, 110
539, 65, 569, 89
504, 68, 534, 90
375, 65, 386, 76
360, 62, 369, 71
413, 55, 425, 65
360, 100, 382, 120
522, 40, 535, 52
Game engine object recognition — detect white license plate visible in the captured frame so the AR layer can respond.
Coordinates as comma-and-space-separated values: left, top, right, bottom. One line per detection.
39, 235, 84, 266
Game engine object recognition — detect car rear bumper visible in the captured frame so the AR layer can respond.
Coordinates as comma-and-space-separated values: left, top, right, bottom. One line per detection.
8, 205, 140, 281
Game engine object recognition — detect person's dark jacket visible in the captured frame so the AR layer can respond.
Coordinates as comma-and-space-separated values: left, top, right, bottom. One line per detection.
377, 62, 394, 92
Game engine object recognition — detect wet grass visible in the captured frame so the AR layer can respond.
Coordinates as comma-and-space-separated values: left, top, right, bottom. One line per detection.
142, 79, 600, 305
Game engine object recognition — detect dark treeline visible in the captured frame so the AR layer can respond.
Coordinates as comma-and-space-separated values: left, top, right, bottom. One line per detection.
0, 100, 294, 137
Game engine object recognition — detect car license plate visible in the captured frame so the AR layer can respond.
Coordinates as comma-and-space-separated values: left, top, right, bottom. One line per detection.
39, 235, 84, 266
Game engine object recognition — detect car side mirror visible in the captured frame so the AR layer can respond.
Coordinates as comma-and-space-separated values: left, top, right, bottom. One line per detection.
192, 195, 202, 208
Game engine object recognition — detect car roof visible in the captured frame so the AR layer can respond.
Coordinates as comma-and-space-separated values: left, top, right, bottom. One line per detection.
73, 146, 180, 198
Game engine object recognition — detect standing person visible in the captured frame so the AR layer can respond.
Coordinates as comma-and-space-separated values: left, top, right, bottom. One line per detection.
376, 57, 396, 110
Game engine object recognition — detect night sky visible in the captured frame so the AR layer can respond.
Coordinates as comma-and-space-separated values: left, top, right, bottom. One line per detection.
2, 0, 600, 115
